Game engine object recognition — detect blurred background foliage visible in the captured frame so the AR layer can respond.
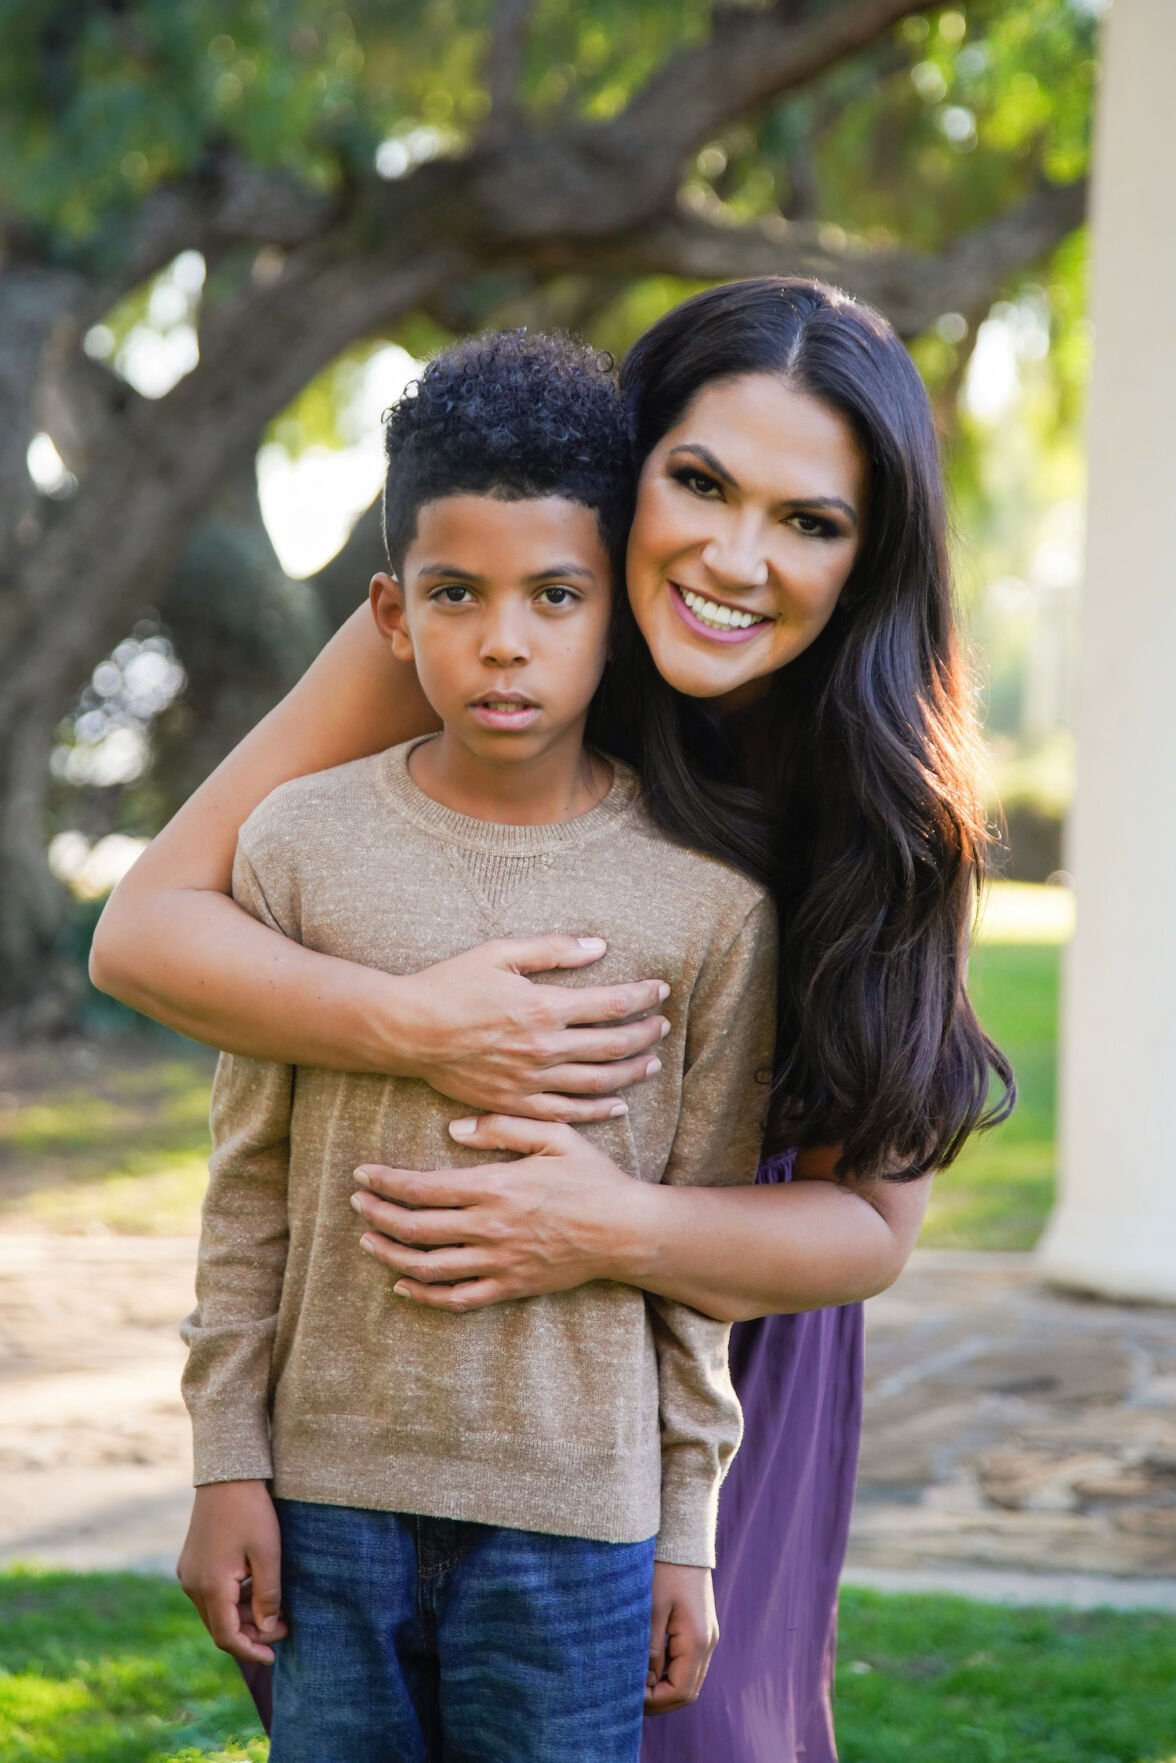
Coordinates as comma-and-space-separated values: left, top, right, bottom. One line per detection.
5, 0, 1098, 981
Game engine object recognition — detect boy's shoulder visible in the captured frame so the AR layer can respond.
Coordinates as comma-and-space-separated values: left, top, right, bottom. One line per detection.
620, 792, 776, 934
239, 751, 393, 863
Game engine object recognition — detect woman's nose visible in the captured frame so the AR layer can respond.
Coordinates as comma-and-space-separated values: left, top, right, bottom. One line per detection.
700, 517, 770, 591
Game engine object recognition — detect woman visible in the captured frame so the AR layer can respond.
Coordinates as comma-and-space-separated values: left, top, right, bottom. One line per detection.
92, 278, 1011, 1760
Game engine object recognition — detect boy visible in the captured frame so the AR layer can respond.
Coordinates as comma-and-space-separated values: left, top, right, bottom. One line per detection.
179, 331, 777, 1763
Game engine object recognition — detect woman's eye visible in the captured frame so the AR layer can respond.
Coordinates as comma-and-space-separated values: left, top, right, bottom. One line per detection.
433, 585, 472, 604
788, 513, 837, 539
538, 586, 578, 606
671, 467, 722, 499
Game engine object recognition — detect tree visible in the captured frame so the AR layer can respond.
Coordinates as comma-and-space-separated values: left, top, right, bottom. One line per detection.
0, 0, 1094, 1010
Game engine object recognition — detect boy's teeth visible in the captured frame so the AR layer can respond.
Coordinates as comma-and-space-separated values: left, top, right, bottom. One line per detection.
680, 588, 766, 631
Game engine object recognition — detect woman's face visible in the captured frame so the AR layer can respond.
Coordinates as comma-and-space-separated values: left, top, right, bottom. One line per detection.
625, 372, 868, 706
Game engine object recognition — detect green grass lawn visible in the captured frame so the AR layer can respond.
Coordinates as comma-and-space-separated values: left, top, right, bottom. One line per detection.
2, 1569, 1172, 1763
0, 881, 1067, 1250
0, 1045, 217, 1234
921, 937, 1060, 1249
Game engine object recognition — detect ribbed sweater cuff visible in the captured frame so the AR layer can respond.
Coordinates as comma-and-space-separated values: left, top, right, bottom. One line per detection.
653, 1471, 720, 1568
190, 1409, 274, 1488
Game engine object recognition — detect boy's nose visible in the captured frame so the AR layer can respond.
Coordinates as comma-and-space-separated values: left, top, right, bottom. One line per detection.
479, 616, 530, 667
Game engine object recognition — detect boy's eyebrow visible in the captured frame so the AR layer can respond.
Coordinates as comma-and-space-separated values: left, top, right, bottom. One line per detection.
417, 564, 480, 581
668, 443, 859, 526
523, 563, 599, 583
416, 562, 600, 583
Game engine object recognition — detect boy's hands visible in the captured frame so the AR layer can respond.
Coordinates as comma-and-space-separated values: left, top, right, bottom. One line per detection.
645, 1561, 719, 1714
177, 1480, 287, 1663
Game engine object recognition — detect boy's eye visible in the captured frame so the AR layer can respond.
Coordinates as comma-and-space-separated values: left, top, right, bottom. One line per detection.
431, 585, 473, 605
537, 586, 579, 606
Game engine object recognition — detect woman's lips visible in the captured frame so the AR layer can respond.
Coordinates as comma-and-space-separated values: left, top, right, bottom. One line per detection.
668, 581, 772, 645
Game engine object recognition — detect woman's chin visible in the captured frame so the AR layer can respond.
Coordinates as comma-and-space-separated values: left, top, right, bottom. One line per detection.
648, 642, 772, 704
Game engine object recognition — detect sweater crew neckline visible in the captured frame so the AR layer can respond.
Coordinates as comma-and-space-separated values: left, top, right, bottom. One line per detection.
378, 737, 643, 855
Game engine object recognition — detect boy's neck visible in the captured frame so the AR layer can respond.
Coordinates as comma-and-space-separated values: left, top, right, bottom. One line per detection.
408, 725, 612, 825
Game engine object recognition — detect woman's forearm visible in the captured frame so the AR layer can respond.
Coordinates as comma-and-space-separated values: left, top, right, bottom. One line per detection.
353, 1120, 933, 1321
95, 884, 418, 1069
611, 1173, 931, 1322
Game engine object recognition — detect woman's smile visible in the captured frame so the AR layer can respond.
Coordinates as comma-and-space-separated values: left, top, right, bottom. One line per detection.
668, 581, 776, 643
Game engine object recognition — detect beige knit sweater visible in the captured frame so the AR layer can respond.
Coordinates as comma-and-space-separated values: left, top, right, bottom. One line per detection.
181, 739, 777, 1566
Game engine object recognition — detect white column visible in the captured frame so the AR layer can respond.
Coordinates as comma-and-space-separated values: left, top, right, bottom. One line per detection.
1036, 0, 1176, 1302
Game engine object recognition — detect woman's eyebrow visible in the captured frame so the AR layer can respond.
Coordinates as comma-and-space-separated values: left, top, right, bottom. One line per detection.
780, 495, 859, 528
669, 444, 858, 527
668, 443, 737, 487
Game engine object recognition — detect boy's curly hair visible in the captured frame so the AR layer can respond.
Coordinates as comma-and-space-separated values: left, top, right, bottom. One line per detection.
381, 329, 634, 579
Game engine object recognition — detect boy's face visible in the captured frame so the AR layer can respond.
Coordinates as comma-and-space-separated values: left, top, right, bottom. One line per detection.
372, 494, 613, 769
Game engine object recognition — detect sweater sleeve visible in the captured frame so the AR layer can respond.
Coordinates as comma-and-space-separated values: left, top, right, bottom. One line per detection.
649, 889, 778, 1566
179, 840, 295, 1486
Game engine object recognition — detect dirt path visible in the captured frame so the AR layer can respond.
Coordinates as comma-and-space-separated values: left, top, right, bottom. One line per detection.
0, 1234, 194, 1572
3, 1233, 1175, 1604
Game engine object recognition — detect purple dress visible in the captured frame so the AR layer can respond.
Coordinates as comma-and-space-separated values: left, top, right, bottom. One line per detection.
641, 1153, 864, 1762
237, 1154, 864, 1761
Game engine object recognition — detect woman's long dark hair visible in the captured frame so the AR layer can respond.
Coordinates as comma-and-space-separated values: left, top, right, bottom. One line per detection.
611, 277, 1014, 1182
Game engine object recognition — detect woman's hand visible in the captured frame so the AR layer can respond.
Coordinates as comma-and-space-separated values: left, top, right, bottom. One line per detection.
391, 936, 670, 1123
351, 1116, 651, 1310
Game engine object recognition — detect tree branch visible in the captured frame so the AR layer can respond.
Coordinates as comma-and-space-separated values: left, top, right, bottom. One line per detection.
79, 149, 334, 325
582, 177, 1088, 338
482, 0, 536, 141
601, 0, 939, 172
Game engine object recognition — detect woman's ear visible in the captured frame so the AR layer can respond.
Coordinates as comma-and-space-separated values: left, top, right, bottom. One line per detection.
370, 573, 414, 662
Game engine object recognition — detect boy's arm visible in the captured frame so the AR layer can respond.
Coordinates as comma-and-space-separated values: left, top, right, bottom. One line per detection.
649, 890, 778, 1570
177, 839, 295, 1663
179, 841, 295, 1485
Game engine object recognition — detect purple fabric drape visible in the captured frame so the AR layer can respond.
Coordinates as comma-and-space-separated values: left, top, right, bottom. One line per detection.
639, 1149, 865, 1762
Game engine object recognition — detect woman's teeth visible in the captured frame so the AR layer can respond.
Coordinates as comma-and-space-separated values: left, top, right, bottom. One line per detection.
680, 588, 767, 631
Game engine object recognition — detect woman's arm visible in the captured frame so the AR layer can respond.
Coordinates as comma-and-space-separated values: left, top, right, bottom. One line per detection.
350, 1116, 932, 1322
90, 605, 669, 1118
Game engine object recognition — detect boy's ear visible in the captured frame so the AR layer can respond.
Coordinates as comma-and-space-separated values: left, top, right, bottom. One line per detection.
370, 573, 414, 662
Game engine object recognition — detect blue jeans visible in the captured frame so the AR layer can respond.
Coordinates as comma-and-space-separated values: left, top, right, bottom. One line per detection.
269, 1499, 655, 1763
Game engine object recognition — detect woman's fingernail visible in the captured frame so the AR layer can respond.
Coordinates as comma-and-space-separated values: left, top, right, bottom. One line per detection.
354, 1167, 372, 1187
657, 982, 670, 1001
393, 1282, 410, 1298
659, 1018, 671, 1039
450, 1118, 476, 1137
646, 1058, 662, 1077
578, 936, 606, 951
360, 1235, 377, 1255
350, 1193, 367, 1214
610, 1102, 629, 1118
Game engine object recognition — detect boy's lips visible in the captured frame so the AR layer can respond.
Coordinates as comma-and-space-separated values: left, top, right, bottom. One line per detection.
668, 581, 774, 645
468, 693, 542, 730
